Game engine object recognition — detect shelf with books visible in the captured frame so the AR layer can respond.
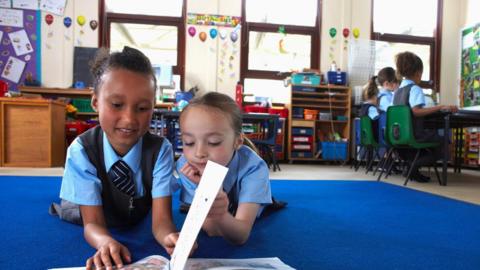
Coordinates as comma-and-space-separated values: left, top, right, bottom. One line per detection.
288, 84, 351, 162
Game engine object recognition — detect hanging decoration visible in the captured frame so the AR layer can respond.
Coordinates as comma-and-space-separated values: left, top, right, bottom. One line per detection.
230, 31, 238, 43
342, 28, 350, 51
63, 17, 72, 28
209, 28, 218, 39
188, 26, 196, 37
187, 13, 241, 27
199, 31, 207, 42
45, 14, 54, 25
89, 20, 98, 31
278, 26, 288, 54
328, 27, 337, 62
219, 29, 227, 40
353, 28, 360, 39
76, 15, 85, 26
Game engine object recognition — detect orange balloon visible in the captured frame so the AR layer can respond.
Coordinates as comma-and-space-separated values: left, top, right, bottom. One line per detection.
199, 31, 207, 42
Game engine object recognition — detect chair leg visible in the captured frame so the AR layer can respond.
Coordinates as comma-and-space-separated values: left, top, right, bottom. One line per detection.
434, 165, 442, 186
372, 149, 383, 176
269, 145, 280, 172
366, 147, 375, 174
377, 148, 393, 181
404, 149, 421, 186
355, 147, 367, 171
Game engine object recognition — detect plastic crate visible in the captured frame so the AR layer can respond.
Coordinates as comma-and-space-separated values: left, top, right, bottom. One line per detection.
268, 107, 289, 118
292, 85, 317, 92
290, 151, 313, 158
304, 109, 318, 120
291, 73, 321, 85
244, 105, 268, 113
292, 127, 313, 136
321, 141, 348, 160
327, 71, 347, 85
71, 98, 95, 113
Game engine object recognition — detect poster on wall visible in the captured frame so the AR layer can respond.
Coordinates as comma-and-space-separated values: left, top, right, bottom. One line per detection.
0, 0, 11, 8
12, 0, 39, 10
461, 22, 480, 108
0, 8, 40, 91
40, 0, 66, 16
0, 8, 24, 27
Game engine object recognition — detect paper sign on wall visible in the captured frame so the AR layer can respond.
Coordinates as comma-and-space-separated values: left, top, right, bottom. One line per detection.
40, 0, 66, 16
0, 0, 11, 8
1, 56, 26, 83
0, 8, 24, 27
12, 0, 39, 10
8, 29, 34, 56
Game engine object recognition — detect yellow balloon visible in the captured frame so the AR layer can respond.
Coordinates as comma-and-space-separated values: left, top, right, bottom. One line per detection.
77, 15, 86, 26
352, 28, 360, 39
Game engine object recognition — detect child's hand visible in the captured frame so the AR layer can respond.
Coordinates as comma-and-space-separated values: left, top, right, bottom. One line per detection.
163, 232, 198, 256
207, 190, 229, 220
86, 239, 131, 270
180, 162, 202, 184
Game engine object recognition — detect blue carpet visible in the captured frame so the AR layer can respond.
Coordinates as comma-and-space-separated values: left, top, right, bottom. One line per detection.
0, 176, 479, 269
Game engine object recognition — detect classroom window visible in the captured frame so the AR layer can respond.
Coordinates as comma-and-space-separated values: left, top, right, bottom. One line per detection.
100, 0, 186, 89
241, 0, 321, 103
371, 0, 442, 91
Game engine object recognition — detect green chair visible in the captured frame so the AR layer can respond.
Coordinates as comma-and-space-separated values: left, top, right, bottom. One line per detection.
358, 116, 380, 174
385, 105, 441, 186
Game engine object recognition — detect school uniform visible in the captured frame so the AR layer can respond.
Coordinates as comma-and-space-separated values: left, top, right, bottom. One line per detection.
392, 79, 443, 180
58, 126, 175, 227
175, 145, 272, 217
378, 88, 394, 112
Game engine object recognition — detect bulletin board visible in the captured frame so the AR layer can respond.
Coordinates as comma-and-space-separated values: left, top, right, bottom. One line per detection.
461, 22, 480, 108
0, 8, 41, 91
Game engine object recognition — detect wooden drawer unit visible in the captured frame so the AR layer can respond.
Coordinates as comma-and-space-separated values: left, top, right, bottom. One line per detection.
0, 98, 66, 167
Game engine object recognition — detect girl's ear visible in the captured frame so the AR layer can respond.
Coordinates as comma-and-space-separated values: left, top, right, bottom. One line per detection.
91, 94, 99, 112
235, 134, 244, 150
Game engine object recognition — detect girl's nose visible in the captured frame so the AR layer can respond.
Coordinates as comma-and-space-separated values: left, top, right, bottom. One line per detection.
195, 143, 207, 158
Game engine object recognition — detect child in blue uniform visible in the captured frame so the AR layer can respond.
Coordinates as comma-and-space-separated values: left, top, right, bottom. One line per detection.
176, 92, 274, 245
374, 67, 399, 112
57, 47, 179, 269
393, 51, 458, 182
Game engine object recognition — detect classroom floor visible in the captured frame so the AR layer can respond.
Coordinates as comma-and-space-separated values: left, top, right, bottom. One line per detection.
1, 164, 479, 205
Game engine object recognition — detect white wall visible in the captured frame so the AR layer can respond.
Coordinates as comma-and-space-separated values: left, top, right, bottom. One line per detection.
41, 0, 98, 88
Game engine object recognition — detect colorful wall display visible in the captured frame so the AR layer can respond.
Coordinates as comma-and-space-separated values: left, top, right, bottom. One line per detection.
187, 13, 240, 27
461, 22, 480, 108
0, 8, 40, 91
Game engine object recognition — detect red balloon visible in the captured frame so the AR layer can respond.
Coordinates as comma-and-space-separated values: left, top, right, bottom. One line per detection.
45, 14, 54, 25
342, 28, 350, 38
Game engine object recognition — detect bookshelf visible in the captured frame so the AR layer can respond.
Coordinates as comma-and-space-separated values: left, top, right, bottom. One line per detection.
288, 84, 351, 161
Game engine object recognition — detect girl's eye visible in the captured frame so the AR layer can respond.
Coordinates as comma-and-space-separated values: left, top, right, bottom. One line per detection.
183, 141, 194, 147
112, 103, 122, 108
208, 141, 222, 146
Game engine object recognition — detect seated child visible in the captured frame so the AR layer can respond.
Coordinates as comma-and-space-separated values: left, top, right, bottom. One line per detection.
376, 67, 399, 112
393, 51, 458, 182
175, 92, 282, 245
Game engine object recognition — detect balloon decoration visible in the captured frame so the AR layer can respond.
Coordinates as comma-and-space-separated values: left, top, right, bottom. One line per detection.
63, 17, 72, 28
90, 20, 98, 30
77, 15, 86, 26
209, 28, 218, 39
342, 28, 350, 51
329, 27, 337, 38
278, 26, 287, 54
199, 31, 207, 42
45, 14, 54, 25
219, 29, 227, 40
230, 31, 238, 43
188, 26, 196, 37
353, 28, 360, 39
328, 27, 337, 62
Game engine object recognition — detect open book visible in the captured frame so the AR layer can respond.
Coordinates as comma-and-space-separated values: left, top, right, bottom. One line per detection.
50, 162, 294, 270
52, 255, 294, 270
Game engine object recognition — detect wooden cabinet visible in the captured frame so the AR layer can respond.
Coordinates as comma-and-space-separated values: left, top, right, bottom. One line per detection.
288, 84, 351, 161
0, 98, 66, 167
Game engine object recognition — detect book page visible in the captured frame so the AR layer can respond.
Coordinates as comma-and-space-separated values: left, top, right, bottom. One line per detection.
170, 160, 229, 270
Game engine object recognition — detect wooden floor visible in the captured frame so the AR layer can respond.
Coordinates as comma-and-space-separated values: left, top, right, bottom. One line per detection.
1, 164, 479, 205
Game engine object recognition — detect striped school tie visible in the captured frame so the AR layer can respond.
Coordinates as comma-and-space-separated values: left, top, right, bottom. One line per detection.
108, 160, 135, 197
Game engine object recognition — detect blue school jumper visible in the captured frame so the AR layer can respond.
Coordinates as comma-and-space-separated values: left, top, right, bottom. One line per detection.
175, 145, 272, 217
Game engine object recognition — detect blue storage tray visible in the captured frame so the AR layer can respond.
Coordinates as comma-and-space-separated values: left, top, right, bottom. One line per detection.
327, 71, 347, 85
292, 127, 314, 136
290, 151, 313, 158
321, 141, 348, 160
292, 85, 317, 92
